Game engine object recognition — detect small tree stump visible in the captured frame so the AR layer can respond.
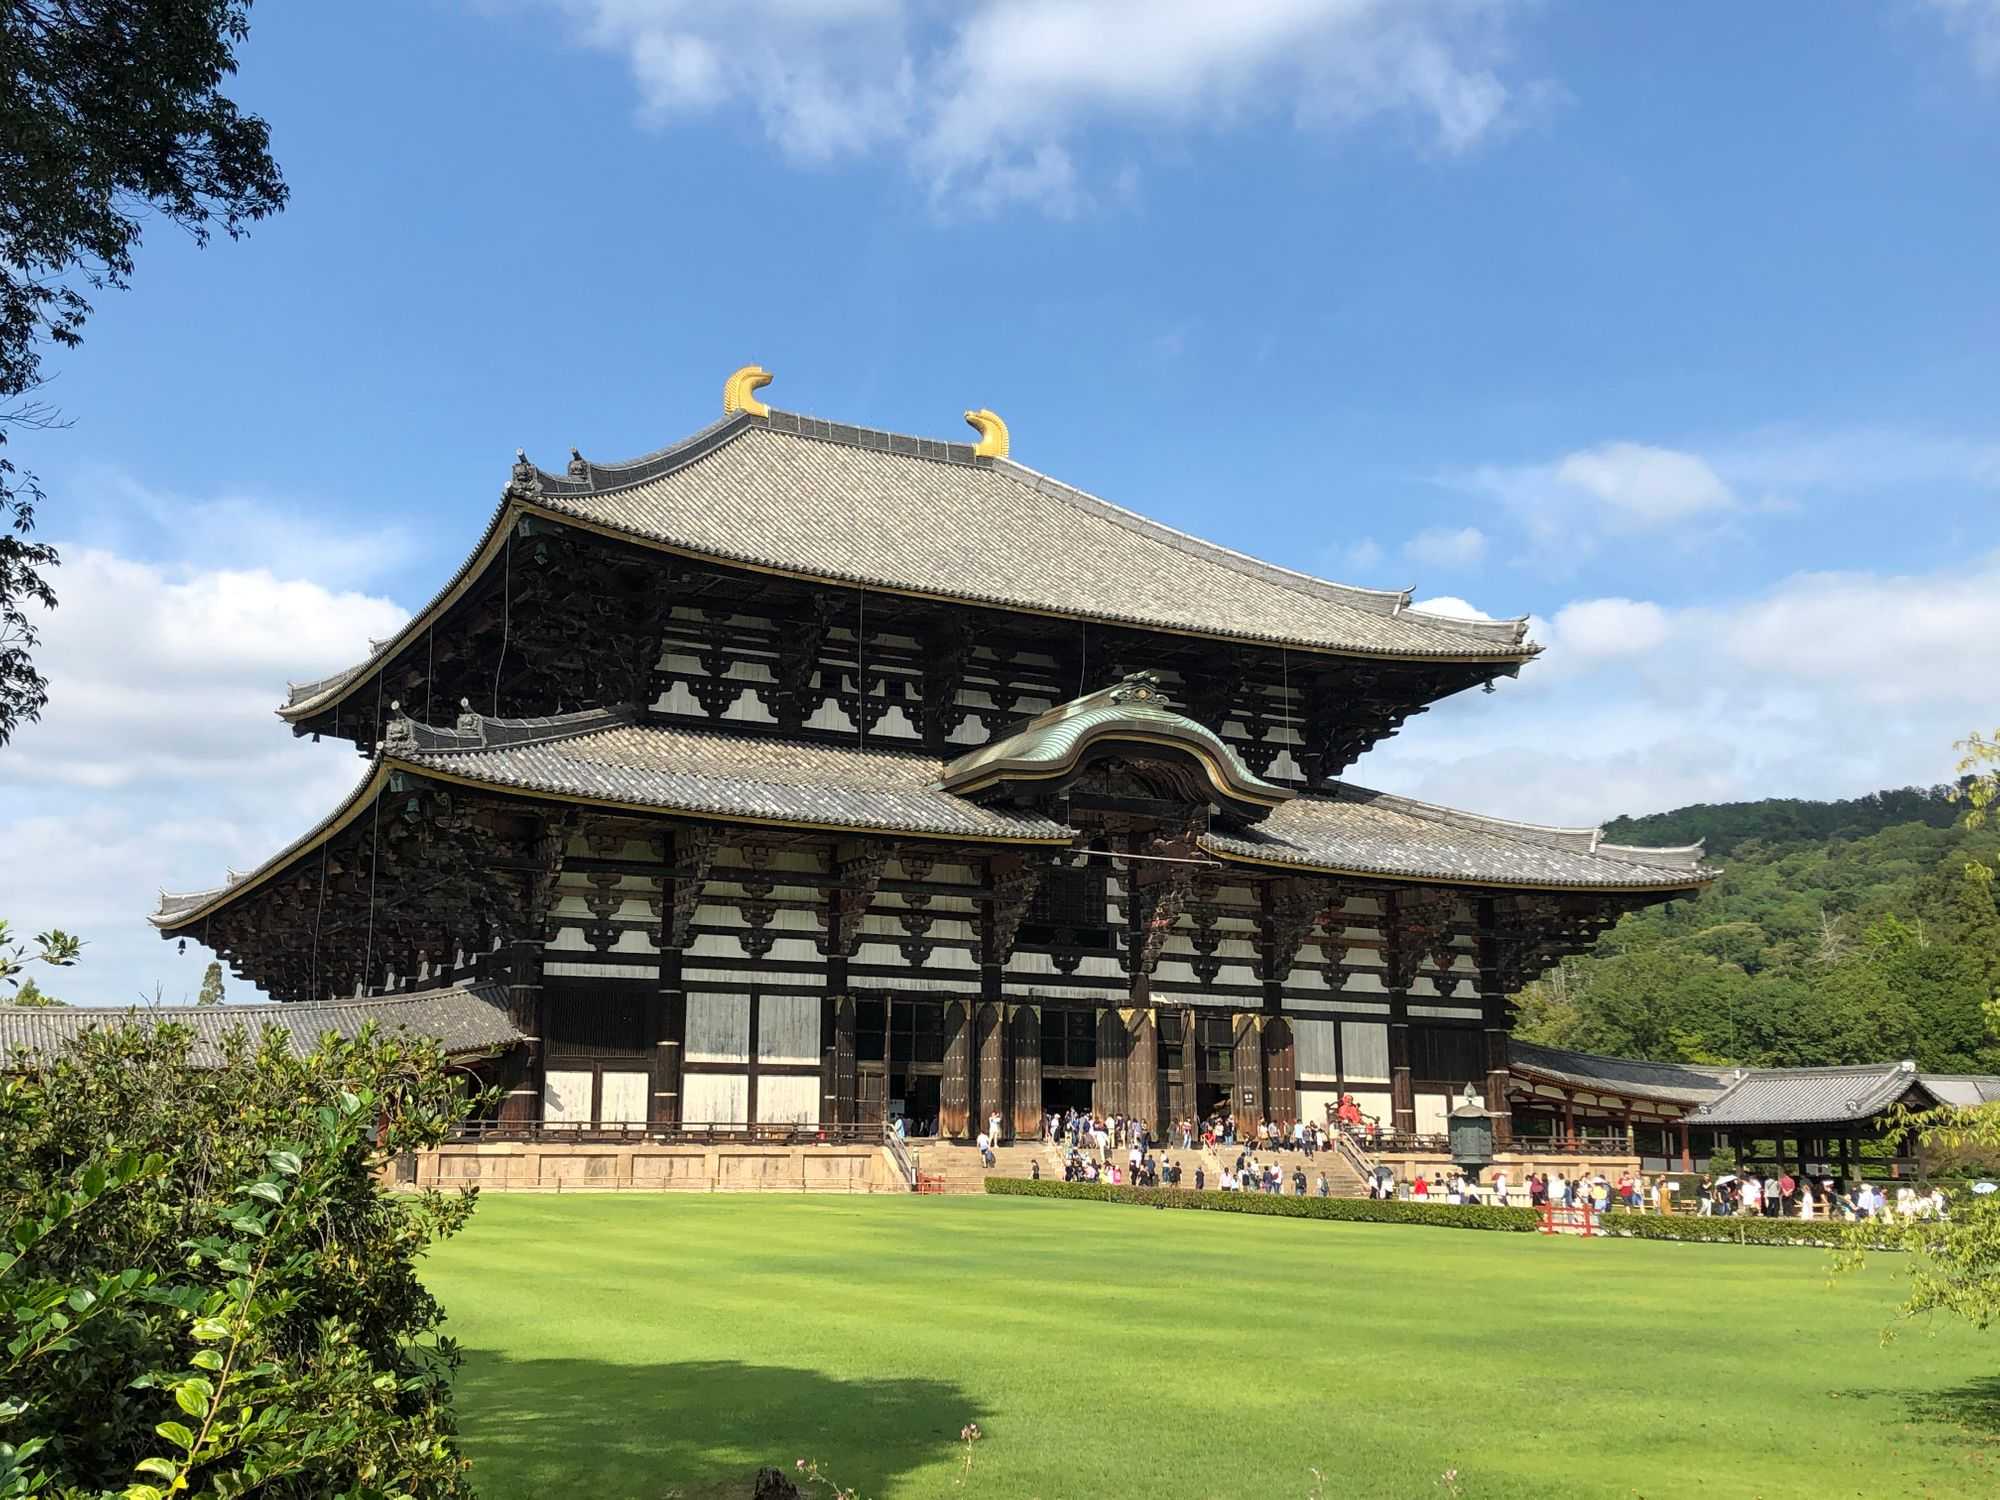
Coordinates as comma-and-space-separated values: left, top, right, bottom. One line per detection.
752, 1466, 801, 1500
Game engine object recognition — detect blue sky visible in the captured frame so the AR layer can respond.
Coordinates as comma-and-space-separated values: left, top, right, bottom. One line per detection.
4, 0, 1998, 1004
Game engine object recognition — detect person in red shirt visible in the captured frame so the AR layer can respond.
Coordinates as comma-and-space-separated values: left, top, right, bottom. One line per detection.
1412, 1173, 1429, 1199
1777, 1171, 1796, 1214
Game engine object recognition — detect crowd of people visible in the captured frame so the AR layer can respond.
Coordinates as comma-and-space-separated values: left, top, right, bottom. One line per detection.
1013, 1106, 1969, 1219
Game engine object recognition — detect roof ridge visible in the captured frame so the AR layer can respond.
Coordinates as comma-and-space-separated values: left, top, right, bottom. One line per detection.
1324, 782, 1713, 872
383, 703, 636, 756
993, 456, 1532, 649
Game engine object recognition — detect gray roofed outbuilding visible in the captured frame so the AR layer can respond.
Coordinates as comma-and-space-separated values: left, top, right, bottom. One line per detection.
0, 985, 520, 1068
1508, 1040, 1729, 1106
1690, 1062, 1938, 1127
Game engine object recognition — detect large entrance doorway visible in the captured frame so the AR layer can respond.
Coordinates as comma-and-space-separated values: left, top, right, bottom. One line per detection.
893, 1073, 941, 1137
1042, 1076, 1093, 1116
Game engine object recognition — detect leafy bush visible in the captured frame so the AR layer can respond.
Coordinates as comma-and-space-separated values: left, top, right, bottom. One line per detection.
1602, 1211, 1900, 1250
986, 1180, 1906, 1250
0, 1020, 480, 1498
984, 1178, 1541, 1232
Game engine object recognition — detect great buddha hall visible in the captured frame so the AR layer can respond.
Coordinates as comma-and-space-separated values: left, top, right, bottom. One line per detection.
152, 367, 1722, 1153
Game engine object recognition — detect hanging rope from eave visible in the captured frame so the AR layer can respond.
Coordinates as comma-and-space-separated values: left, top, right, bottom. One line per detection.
425, 623, 435, 723
361, 795, 384, 996
310, 844, 329, 1001
492, 529, 513, 717
1078, 621, 1088, 697
857, 585, 868, 752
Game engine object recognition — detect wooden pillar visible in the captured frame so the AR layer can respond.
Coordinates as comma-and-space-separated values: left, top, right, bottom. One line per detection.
1677, 1117, 1692, 1172
1387, 1019, 1414, 1136
1009, 1004, 1042, 1139
1126, 1008, 1159, 1134
1179, 1006, 1199, 1125
1560, 1090, 1576, 1146
1232, 1013, 1266, 1127
976, 1001, 1008, 1140
652, 985, 685, 1130
940, 998, 973, 1138
498, 934, 545, 1125
1483, 1023, 1513, 1147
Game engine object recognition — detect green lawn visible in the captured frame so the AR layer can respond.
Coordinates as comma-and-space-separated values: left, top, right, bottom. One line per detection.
423, 1194, 1998, 1500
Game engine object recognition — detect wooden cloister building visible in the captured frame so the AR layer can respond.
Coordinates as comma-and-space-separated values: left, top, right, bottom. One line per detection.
154, 369, 1716, 1142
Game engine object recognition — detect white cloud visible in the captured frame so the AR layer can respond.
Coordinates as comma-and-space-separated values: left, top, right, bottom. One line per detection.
540, 0, 1533, 212
1924, 0, 2000, 77
1403, 524, 1487, 568
1408, 595, 1491, 621
1447, 424, 2000, 573
1551, 442, 1734, 526
1354, 554, 2000, 827
1341, 536, 1385, 572
0, 544, 406, 1005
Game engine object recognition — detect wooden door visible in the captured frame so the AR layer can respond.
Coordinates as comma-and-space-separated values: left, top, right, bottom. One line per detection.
1126, 1009, 1159, 1133
1263, 1018, 1297, 1127
976, 1002, 1007, 1139
1009, 1005, 1043, 1139
1093, 1008, 1127, 1119
1231, 1014, 1265, 1127
940, 1000, 972, 1138
857, 1067, 886, 1127
833, 997, 858, 1126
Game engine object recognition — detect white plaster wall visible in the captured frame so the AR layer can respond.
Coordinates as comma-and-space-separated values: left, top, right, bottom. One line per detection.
757, 994, 820, 1063
1341, 1022, 1390, 1083
686, 994, 750, 1063
755, 1074, 820, 1125
683, 1072, 748, 1125
1294, 1017, 1338, 1080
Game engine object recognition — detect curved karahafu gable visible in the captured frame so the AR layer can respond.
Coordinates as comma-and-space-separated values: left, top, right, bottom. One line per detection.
937, 670, 1291, 822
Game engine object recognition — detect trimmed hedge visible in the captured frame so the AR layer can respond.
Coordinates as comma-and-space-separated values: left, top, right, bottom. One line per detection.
985, 1179, 1905, 1249
984, 1177, 1539, 1232
1601, 1211, 1901, 1250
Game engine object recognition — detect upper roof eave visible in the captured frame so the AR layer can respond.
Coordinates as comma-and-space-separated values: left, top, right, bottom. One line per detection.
279, 403, 1544, 726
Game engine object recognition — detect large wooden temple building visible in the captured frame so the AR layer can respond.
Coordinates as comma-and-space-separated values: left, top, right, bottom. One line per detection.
154, 367, 1716, 1144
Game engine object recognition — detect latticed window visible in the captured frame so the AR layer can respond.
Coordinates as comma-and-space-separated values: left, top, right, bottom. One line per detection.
1039, 1007, 1098, 1068
1020, 866, 1111, 949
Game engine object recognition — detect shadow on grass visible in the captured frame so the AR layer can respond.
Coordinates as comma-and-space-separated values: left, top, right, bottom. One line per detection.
1899, 1374, 2000, 1447
452, 1353, 987, 1500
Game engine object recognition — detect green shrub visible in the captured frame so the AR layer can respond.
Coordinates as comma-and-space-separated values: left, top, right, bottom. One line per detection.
0, 1020, 480, 1498
985, 1181, 1905, 1250
984, 1178, 1541, 1232
1601, 1211, 1901, 1249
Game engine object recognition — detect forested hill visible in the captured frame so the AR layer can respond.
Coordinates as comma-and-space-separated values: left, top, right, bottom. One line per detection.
1517, 783, 2000, 1073
1601, 784, 1965, 861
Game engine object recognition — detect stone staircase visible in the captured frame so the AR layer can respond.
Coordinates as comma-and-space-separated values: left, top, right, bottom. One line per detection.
1184, 1143, 1371, 1199
908, 1141, 1064, 1194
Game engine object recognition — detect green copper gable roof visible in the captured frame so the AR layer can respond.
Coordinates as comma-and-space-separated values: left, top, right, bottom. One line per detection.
937, 672, 1291, 815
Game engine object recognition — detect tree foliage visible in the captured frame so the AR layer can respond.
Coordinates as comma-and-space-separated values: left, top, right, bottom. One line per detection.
1519, 785, 2000, 1072
195, 963, 224, 1007
0, 1022, 480, 1497
0, 0, 288, 745
0, 920, 80, 998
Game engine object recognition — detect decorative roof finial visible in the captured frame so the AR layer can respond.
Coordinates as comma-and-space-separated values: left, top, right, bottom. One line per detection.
566, 446, 589, 479
964, 408, 1009, 459
502, 447, 543, 501
723, 364, 774, 417
1105, 669, 1169, 707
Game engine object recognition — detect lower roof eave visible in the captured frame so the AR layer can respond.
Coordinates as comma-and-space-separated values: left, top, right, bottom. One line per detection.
1198, 841, 1713, 896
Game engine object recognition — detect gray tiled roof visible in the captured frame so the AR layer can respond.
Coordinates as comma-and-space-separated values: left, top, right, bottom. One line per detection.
541, 415, 1531, 658
161, 708, 1713, 929
1920, 1074, 2000, 1107
1205, 785, 1713, 890
0, 984, 520, 1066
397, 710, 1074, 842
1509, 1040, 1729, 1105
1691, 1062, 1937, 1126
283, 407, 1535, 722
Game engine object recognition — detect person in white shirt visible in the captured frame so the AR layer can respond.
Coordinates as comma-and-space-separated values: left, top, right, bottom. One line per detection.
1219, 1169, 1236, 1192
1490, 1171, 1509, 1207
